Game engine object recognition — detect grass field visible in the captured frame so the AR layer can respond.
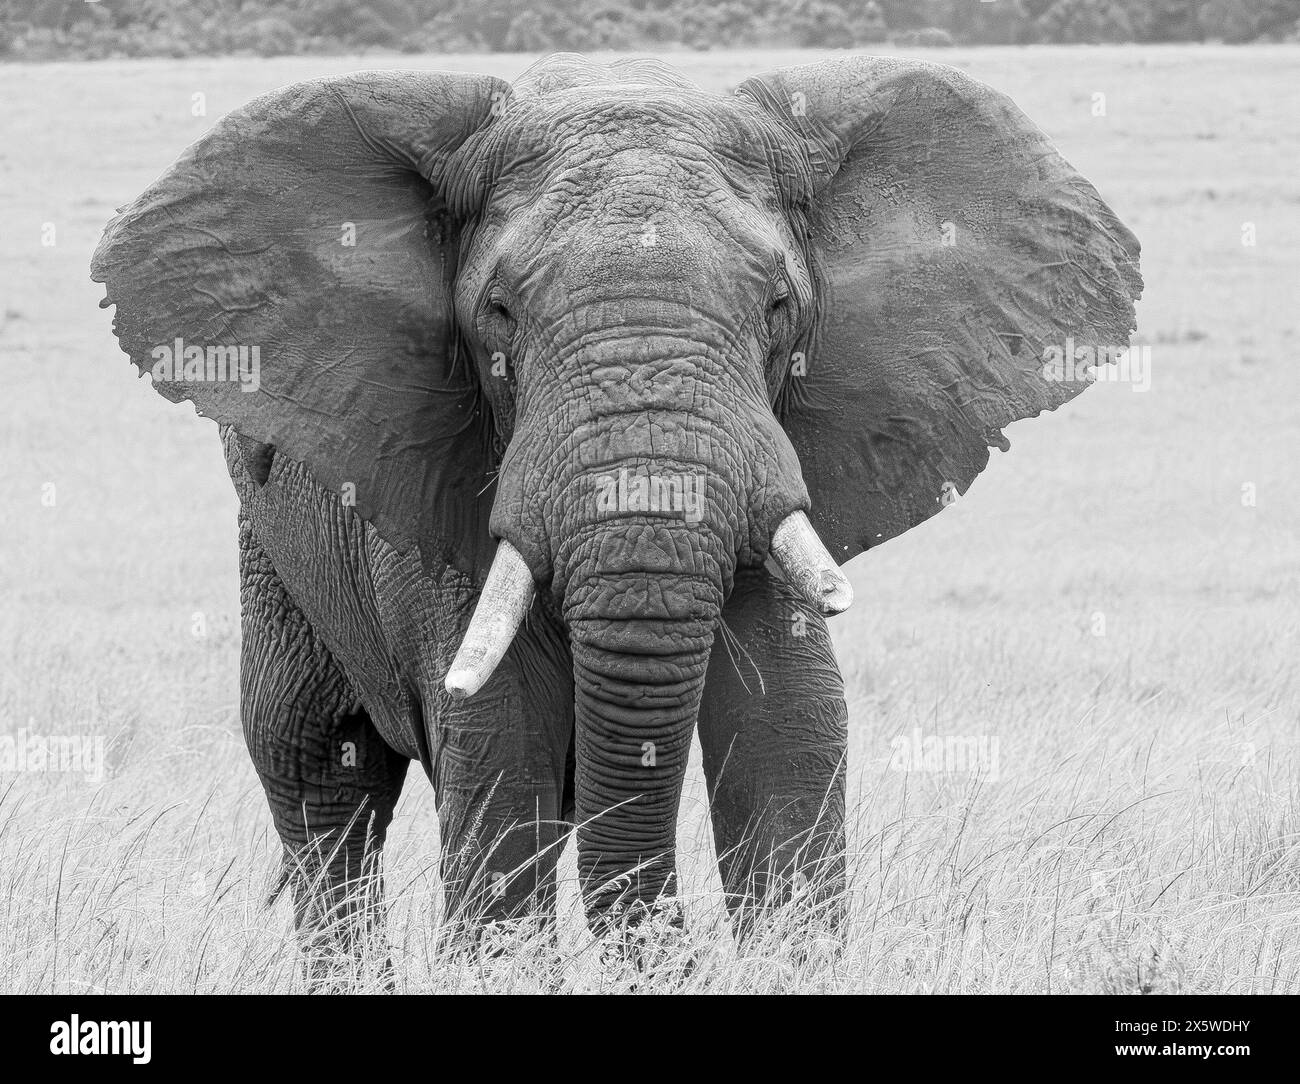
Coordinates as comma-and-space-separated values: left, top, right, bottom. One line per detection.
1, 44, 1297, 993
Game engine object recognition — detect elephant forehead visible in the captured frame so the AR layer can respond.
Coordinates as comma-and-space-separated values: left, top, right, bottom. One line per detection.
511, 54, 701, 96
478, 112, 796, 264
495, 178, 781, 301
526, 89, 743, 141
487, 88, 795, 192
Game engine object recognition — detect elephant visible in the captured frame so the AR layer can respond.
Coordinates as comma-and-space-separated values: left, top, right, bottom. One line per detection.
91, 53, 1141, 981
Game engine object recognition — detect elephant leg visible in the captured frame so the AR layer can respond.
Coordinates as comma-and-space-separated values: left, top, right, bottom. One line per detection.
433, 614, 573, 939
240, 523, 410, 990
697, 566, 848, 941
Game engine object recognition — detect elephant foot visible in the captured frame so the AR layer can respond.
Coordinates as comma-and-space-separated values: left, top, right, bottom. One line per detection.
291, 889, 395, 993
302, 948, 396, 995
592, 899, 698, 991
726, 868, 847, 986
295, 905, 396, 993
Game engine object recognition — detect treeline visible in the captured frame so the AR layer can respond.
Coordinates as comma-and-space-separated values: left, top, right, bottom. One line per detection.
4, 0, 1298, 60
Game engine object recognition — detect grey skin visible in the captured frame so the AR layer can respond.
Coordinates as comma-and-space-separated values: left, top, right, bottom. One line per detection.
92, 54, 1141, 980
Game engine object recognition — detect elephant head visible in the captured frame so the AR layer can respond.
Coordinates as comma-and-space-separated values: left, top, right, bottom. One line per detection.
92, 55, 1140, 921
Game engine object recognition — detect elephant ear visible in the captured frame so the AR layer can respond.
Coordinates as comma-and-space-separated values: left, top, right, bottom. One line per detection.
738, 57, 1142, 562
92, 70, 509, 581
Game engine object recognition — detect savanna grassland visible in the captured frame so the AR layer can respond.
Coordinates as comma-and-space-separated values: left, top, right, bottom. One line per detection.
0, 45, 1297, 993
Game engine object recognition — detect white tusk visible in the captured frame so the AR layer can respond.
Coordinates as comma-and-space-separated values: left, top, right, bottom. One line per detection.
770, 510, 854, 616
445, 540, 536, 699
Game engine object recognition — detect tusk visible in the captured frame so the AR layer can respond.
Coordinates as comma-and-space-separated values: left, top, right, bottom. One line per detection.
770, 510, 854, 616
445, 540, 536, 699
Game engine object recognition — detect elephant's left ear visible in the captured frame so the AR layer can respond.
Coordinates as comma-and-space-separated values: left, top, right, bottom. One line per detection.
738, 57, 1142, 562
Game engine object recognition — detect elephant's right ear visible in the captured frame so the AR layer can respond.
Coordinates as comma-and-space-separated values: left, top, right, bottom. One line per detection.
92, 70, 510, 581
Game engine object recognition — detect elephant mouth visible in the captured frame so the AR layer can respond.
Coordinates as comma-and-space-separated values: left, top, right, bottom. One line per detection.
444, 508, 851, 699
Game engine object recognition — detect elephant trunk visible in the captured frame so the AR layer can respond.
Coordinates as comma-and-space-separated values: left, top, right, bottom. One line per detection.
559, 517, 726, 918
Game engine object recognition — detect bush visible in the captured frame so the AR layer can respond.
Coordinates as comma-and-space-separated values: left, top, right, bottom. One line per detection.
1123, 0, 1206, 42
290, 0, 418, 40
1198, 0, 1299, 42
852, 0, 890, 43
786, 0, 855, 47
892, 26, 956, 47
404, 14, 482, 54
637, 11, 680, 43
447, 0, 520, 49
504, 11, 555, 50
579, 5, 644, 49
1036, 0, 1134, 43
347, 9, 403, 47
230, 16, 299, 58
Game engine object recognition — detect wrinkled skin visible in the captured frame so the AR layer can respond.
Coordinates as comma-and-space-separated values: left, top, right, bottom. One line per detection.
92, 54, 1141, 984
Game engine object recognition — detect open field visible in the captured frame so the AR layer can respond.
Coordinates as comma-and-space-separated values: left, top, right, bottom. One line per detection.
0, 45, 1297, 993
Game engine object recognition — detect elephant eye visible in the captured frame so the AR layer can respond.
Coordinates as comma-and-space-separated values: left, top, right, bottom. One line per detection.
484, 295, 517, 342
768, 283, 791, 316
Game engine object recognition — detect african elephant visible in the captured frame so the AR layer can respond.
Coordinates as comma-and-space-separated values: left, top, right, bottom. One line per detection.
92, 53, 1141, 979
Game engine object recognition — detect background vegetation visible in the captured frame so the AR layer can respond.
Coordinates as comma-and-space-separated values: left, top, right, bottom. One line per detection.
4, 0, 1300, 61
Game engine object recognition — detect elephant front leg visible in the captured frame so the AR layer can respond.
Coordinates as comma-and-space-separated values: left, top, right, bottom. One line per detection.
241, 532, 410, 991
432, 617, 574, 943
697, 567, 849, 943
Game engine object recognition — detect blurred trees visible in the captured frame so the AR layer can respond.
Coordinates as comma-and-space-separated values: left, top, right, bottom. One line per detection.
3, 0, 1298, 58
